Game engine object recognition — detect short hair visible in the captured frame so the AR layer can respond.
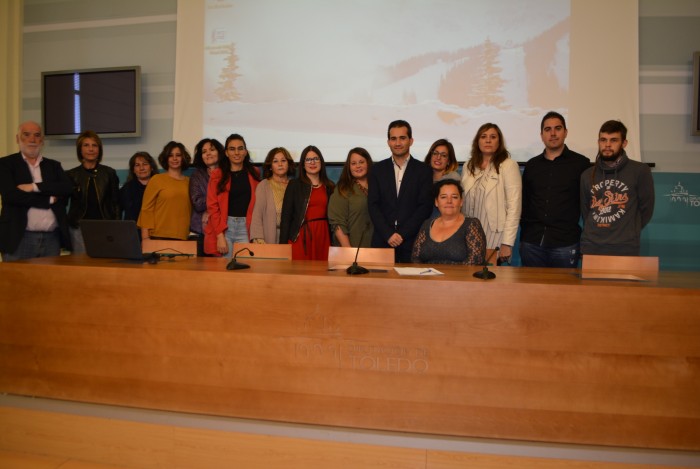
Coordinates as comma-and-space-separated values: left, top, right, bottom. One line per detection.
75, 130, 103, 163
192, 138, 224, 169
17, 121, 43, 137
387, 120, 412, 139
126, 151, 158, 182
466, 123, 510, 176
262, 147, 295, 179
540, 111, 566, 132
432, 178, 464, 200
424, 138, 458, 174
599, 120, 627, 141
157, 141, 191, 170
298, 145, 335, 190
336, 147, 373, 198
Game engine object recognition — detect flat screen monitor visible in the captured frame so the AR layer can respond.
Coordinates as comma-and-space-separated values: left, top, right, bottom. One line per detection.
42, 66, 141, 139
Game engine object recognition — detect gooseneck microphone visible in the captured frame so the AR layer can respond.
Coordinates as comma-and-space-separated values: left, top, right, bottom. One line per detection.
473, 246, 500, 280
226, 247, 254, 270
347, 224, 370, 275
147, 250, 194, 264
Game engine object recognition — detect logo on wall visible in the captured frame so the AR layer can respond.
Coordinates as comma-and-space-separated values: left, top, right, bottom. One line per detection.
665, 182, 700, 208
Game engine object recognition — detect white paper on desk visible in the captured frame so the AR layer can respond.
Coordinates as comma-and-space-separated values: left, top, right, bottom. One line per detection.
394, 267, 443, 276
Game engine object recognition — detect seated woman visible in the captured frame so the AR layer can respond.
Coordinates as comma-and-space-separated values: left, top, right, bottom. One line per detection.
328, 147, 373, 247
138, 141, 192, 241
250, 147, 295, 244
66, 130, 120, 254
119, 151, 158, 222
411, 179, 486, 265
279, 146, 335, 260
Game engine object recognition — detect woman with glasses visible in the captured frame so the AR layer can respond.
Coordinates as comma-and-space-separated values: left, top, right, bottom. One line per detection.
206, 133, 261, 257
425, 138, 460, 183
279, 146, 335, 260
424, 139, 460, 218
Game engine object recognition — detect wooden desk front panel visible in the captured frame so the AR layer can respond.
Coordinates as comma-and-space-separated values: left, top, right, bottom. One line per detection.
1, 257, 699, 449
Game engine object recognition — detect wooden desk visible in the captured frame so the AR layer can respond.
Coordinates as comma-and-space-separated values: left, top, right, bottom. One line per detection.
1, 256, 699, 450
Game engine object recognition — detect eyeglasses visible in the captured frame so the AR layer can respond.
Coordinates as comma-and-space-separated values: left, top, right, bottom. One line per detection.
432, 151, 449, 159
305, 157, 321, 163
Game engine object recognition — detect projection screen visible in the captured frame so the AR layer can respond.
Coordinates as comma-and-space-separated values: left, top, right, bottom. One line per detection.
174, 0, 639, 164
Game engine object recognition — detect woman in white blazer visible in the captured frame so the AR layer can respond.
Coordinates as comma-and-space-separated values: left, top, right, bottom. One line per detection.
461, 123, 522, 264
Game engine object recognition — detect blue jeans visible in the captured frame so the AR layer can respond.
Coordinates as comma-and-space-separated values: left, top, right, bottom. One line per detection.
519, 241, 580, 268
70, 226, 86, 254
225, 216, 248, 258
2, 230, 61, 262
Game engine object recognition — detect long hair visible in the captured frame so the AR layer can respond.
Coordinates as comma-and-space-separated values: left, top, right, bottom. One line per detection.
192, 138, 224, 169
217, 133, 261, 194
337, 147, 372, 198
298, 145, 334, 190
424, 138, 458, 174
262, 147, 296, 179
157, 141, 191, 170
75, 130, 103, 163
465, 123, 510, 176
126, 151, 158, 182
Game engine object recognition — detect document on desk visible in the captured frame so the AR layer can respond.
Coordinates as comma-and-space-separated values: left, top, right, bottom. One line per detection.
394, 267, 444, 276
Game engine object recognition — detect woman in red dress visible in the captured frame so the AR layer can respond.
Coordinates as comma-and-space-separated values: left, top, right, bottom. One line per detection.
279, 146, 335, 260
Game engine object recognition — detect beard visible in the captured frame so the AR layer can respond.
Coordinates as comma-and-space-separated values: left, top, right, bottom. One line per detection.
600, 148, 624, 162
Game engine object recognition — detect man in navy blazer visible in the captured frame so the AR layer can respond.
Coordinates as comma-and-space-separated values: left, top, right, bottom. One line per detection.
368, 120, 433, 263
0, 121, 72, 261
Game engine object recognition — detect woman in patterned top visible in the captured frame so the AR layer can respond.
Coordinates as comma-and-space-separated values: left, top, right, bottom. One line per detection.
412, 179, 486, 265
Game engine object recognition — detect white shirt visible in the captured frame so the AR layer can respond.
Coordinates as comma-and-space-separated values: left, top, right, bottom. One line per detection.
392, 156, 410, 196
23, 154, 58, 232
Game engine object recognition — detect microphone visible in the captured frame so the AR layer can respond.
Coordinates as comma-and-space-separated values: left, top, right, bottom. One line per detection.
473, 246, 499, 280
147, 251, 194, 264
226, 247, 254, 270
346, 223, 370, 275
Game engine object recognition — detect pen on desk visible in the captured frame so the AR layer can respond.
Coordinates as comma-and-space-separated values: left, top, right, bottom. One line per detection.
420, 269, 432, 275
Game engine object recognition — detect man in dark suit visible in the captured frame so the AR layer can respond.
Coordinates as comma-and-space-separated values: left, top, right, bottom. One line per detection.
368, 120, 433, 263
0, 121, 72, 261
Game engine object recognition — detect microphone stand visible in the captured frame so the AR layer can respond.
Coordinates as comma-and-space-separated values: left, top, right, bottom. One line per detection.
227, 247, 255, 270
147, 249, 194, 264
473, 247, 499, 280
347, 224, 370, 275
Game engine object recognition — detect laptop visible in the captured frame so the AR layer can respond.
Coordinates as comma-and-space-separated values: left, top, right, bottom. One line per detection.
80, 219, 146, 261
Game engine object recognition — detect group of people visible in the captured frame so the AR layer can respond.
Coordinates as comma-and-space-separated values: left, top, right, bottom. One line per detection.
0, 113, 655, 267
